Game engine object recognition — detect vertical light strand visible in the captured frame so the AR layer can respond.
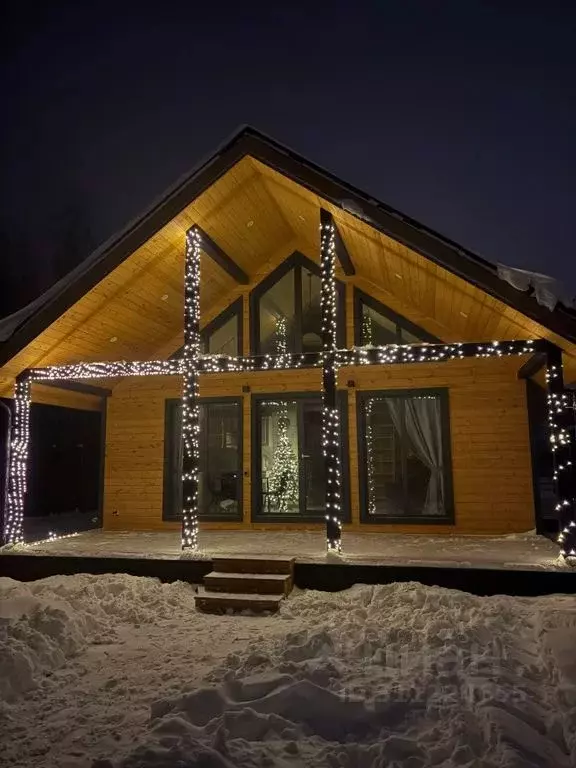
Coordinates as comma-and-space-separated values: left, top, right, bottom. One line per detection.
545, 344, 576, 561
268, 316, 299, 513
181, 226, 202, 550
3, 375, 31, 544
365, 398, 377, 516
320, 209, 342, 551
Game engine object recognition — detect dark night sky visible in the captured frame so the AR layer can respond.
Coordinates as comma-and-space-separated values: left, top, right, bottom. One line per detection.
1, 0, 575, 317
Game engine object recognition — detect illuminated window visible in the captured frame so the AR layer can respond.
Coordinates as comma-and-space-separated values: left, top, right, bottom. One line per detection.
355, 289, 439, 346
251, 253, 345, 355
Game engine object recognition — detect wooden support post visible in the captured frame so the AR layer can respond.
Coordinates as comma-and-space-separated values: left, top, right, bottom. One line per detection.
544, 343, 576, 559
320, 209, 342, 551
181, 227, 202, 550
517, 352, 547, 380
3, 374, 31, 544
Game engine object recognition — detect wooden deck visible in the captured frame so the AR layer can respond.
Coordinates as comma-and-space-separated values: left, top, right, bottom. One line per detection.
1, 529, 574, 597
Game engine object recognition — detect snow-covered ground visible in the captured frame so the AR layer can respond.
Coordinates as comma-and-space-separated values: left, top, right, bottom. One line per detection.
4, 528, 566, 570
1, 574, 576, 767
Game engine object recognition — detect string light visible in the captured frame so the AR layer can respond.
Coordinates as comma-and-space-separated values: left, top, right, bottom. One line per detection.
180, 227, 202, 550
545, 349, 576, 561
320, 211, 342, 551
2, 215, 572, 565
19, 531, 80, 547
365, 399, 377, 516
267, 317, 299, 513
3, 376, 31, 544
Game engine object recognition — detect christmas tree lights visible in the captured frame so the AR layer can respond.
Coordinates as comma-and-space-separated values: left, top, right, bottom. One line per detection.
267, 317, 299, 514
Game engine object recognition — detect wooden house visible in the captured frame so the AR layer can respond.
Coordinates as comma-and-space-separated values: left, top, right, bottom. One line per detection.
1, 127, 575, 555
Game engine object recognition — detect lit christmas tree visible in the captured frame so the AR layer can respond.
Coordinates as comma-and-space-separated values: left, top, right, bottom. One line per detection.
362, 310, 373, 345
268, 315, 299, 513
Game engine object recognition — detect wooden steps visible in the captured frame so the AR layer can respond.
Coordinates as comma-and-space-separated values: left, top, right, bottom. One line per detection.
195, 556, 295, 614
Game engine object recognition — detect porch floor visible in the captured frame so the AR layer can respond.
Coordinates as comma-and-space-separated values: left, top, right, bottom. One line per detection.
3, 528, 567, 571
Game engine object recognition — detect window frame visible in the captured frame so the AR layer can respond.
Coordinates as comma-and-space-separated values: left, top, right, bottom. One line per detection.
251, 390, 351, 523
250, 251, 346, 357
163, 396, 243, 522
353, 288, 440, 346
201, 297, 243, 357
356, 388, 454, 525
171, 298, 243, 360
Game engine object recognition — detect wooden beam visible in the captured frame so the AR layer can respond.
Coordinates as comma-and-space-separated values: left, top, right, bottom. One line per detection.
320, 209, 355, 275
32, 380, 112, 398
517, 352, 547, 380
334, 221, 355, 276
196, 226, 249, 284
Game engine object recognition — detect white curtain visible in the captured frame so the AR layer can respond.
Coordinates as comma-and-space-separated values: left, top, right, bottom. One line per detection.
386, 397, 445, 516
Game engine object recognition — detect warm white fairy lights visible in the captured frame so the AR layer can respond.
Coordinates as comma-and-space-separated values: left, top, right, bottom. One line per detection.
320, 210, 342, 551
267, 317, 299, 513
365, 399, 377, 516
340, 339, 538, 367
30, 359, 184, 381
180, 227, 202, 550
545, 348, 576, 561
3, 210, 573, 565
3, 376, 31, 544
20, 531, 80, 547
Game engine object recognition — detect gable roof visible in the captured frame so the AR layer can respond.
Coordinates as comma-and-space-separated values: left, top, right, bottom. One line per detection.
1, 124, 576, 371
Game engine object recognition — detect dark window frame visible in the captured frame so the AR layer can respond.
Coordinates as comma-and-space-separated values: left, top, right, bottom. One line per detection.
250, 251, 346, 356
163, 396, 243, 522
201, 297, 243, 356
356, 388, 454, 525
251, 390, 350, 523
353, 288, 440, 346
171, 298, 243, 359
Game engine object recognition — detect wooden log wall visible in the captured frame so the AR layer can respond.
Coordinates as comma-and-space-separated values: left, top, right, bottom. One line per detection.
103, 356, 534, 535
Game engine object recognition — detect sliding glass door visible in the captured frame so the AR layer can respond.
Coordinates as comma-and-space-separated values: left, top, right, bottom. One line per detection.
253, 394, 347, 521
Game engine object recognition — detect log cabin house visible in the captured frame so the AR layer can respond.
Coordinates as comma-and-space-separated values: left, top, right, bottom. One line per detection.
1, 127, 575, 556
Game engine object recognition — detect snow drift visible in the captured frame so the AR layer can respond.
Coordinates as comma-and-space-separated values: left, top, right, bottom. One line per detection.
1, 575, 576, 768
0, 574, 193, 702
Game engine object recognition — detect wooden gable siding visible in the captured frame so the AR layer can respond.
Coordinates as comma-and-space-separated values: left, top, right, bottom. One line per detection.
2, 153, 575, 404
103, 356, 533, 535
252, 157, 576, 380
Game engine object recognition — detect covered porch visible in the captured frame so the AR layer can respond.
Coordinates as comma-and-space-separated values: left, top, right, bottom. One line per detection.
3, 527, 564, 571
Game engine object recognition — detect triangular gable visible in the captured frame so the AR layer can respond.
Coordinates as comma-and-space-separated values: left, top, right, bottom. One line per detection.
1, 126, 576, 394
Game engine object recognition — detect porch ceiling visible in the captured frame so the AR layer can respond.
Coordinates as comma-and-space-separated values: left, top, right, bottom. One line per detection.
2, 153, 576, 399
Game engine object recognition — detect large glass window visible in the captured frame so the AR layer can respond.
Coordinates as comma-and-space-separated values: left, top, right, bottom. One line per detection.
355, 289, 439, 346
202, 299, 242, 357
204, 313, 239, 356
163, 398, 242, 520
254, 394, 348, 520
258, 270, 296, 355
252, 254, 344, 356
358, 390, 453, 522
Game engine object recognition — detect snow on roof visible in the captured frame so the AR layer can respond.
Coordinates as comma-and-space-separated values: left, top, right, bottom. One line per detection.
497, 264, 576, 313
